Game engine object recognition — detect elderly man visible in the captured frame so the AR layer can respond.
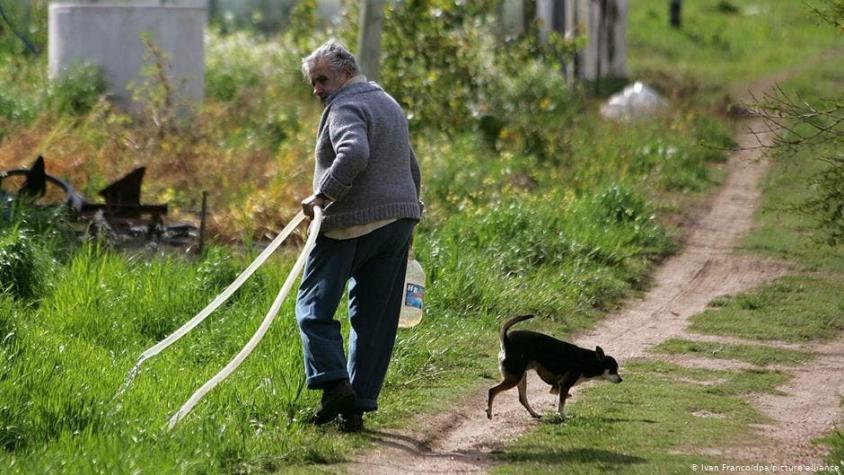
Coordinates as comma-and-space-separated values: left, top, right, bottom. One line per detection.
296, 40, 422, 432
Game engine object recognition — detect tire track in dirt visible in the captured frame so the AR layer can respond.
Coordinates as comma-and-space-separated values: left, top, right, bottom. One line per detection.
344, 78, 842, 473
727, 337, 844, 464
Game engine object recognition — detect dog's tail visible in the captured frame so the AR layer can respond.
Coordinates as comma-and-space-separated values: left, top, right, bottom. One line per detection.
500, 314, 534, 343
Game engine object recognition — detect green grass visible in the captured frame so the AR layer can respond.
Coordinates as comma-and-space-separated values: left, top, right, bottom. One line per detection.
494, 361, 786, 474
628, 0, 842, 95
653, 338, 814, 366
0, 185, 677, 473
688, 276, 844, 343
741, 54, 844, 272
0, 243, 365, 472
820, 413, 844, 466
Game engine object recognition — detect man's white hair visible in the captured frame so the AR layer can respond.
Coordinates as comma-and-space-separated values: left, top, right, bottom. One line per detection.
301, 39, 360, 79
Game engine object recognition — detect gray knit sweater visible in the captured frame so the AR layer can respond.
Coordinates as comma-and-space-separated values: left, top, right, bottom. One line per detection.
313, 80, 422, 231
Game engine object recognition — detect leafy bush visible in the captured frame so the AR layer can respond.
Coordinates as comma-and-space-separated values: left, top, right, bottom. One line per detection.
799, 155, 844, 246
379, 0, 496, 133
379, 0, 579, 145
483, 60, 580, 163
47, 63, 107, 116
205, 31, 275, 102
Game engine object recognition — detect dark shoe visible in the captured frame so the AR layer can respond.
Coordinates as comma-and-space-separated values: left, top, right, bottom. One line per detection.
338, 412, 363, 433
311, 379, 356, 425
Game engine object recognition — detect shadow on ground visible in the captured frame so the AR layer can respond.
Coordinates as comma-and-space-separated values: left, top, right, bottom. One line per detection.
498, 447, 648, 466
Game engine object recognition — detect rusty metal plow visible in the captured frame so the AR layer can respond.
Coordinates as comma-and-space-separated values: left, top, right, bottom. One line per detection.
1, 156, 195, 244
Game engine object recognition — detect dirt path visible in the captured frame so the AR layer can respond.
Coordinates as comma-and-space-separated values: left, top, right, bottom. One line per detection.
345, 88, 843, 473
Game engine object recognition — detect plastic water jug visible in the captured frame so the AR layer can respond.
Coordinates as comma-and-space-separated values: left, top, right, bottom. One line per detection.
398, 249, 425, 328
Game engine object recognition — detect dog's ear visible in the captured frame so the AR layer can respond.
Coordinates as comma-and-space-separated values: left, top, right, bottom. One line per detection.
596, 346, 605, 361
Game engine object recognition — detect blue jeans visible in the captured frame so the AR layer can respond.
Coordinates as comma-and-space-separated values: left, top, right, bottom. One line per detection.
295, 218, 415, 413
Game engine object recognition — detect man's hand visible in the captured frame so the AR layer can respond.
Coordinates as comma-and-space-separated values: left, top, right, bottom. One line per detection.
301, 193, 330, 218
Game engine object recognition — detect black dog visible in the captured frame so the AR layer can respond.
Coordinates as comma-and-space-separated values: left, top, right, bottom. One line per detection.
486, 314, 622, 420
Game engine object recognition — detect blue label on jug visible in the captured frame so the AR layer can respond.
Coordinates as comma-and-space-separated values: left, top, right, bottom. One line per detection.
405, 283, 424, 309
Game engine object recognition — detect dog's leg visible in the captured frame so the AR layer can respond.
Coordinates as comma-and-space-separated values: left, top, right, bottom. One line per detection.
557, 384, 567, 418
487, 375, 520, 419
517, 375, 541, 419
556, 372, 580, 421
557, 381, 578, 420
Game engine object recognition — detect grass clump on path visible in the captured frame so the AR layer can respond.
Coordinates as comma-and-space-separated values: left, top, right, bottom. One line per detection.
653, 338, 813, 367
688, 276, 844, 343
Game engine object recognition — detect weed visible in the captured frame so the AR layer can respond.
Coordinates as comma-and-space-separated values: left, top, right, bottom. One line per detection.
0, 226, 41, 299
689, 276, 844, 343
654, 338, 813, 366
47, 63, 107, 117
0, 200, 70, 300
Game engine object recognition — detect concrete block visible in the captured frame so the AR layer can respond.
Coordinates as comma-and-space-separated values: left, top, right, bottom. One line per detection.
49, 3, 206, 112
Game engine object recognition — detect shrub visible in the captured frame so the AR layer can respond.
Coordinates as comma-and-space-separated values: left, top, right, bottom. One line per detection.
0, 93, 36, 124
205, 31, 273, 102
484, 60, 580, 163
47, 63, 107, 117
379, 0, 497, 134
0, 55, 46, 136
799, 155, 844, 246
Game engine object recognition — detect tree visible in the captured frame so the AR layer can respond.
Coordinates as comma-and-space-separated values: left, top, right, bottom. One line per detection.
753, 1, 843, 245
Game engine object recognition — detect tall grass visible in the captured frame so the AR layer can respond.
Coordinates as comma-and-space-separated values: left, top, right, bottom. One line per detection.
0, 225, 358, 471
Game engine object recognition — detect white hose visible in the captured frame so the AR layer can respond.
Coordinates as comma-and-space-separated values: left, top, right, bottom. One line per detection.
115, 211, 307, 399
167, 206, 324, 428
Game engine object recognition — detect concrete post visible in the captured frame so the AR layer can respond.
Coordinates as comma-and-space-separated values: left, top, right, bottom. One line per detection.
48, 3, 206, 113
575, 0, 626, 81
670, 0, 682, 28
564, 0, 577, 83
356, 0, 385, 81
610, 0, 628, 78
497, 0, 525, 40
536, 0, 554, 43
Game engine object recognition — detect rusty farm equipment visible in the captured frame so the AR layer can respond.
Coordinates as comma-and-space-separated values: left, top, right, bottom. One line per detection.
1, 156, 204, 249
